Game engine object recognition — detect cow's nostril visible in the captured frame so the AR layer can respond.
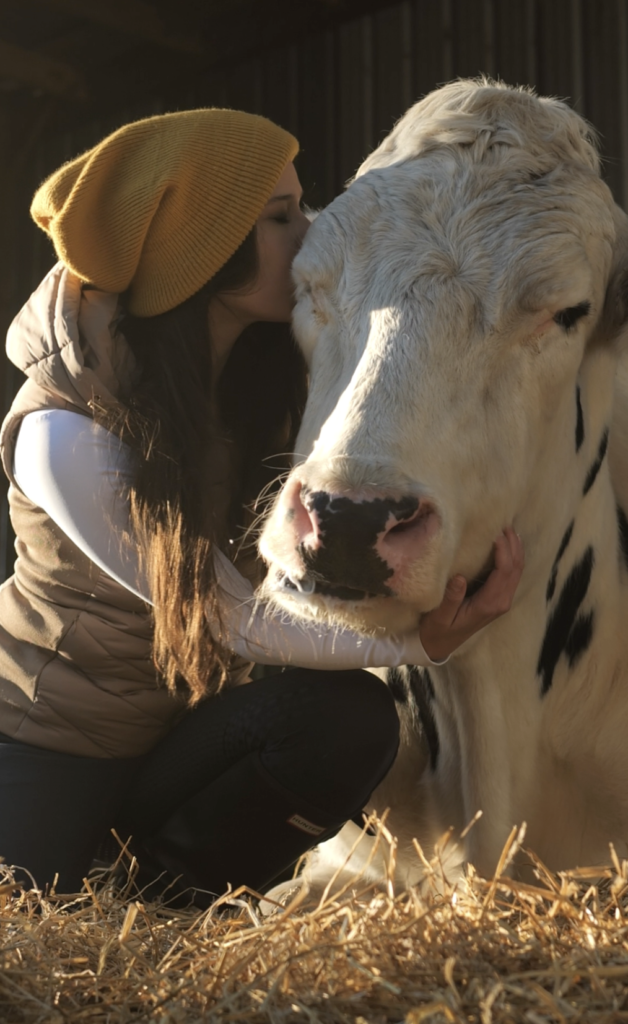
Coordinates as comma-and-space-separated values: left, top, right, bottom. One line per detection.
281, 574, 316, 596
389, 513, 421, 535
282, 478, 322, 552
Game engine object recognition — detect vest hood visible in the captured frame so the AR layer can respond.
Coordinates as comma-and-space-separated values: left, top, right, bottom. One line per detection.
6, 262, 136, 413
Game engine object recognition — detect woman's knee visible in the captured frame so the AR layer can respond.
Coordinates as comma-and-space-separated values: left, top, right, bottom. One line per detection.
260, 669, 401, 819
291, 668, 400, 766
330, 670, 399, 761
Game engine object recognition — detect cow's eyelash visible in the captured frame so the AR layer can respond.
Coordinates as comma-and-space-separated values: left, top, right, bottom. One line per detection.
554, 301, 591, 331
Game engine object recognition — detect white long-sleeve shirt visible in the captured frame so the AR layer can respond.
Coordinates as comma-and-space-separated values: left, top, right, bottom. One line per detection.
13, 409, 437, 670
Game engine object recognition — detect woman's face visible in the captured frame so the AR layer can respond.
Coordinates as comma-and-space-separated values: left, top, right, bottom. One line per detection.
221, 162, 310, 325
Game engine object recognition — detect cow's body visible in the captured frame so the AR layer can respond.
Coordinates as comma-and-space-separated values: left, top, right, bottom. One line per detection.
259, 80, 628, 892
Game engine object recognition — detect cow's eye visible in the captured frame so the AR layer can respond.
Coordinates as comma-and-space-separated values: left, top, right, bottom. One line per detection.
554, 301, 591, 331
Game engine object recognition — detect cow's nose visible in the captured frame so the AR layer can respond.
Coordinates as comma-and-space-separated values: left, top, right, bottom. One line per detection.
279, 484, 434, 597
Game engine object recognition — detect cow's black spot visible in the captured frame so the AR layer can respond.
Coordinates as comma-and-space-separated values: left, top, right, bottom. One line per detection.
421, 667, 436, 701
564, 610, 594, 667
546, 570, 557, 604
408, 666, 440, 771
300, 490, 419, 597
537, 546, 594, 695
546, 520, 574, 602
387, 667, 409, 704
575, 386, 584, 452
618, 505, 628, 570
583, 429, 609, 495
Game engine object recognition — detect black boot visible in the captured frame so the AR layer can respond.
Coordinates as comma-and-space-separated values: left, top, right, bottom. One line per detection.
136, 752, 348, 907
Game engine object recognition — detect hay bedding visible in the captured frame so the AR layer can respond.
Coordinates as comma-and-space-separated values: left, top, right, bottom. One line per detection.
0, 820, 627, 1024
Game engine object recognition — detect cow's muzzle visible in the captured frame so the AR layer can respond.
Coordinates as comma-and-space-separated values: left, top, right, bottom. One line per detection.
270, 479, 439, 599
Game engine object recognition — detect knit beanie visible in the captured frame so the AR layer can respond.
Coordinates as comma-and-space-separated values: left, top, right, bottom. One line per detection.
31, 109, 299, 317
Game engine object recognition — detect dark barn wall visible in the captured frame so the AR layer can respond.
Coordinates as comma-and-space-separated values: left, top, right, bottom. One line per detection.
1, 0, 628, 577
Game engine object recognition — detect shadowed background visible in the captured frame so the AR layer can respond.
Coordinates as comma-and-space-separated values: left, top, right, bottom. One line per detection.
1, 0, 627, 577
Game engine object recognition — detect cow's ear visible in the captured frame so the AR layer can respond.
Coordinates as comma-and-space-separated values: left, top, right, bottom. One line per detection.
602, 205, 628, 339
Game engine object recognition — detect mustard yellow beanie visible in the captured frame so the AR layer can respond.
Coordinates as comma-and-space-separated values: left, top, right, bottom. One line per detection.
31, 109, 299, 316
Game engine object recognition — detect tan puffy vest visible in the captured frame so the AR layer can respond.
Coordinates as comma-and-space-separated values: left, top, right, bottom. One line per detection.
0, 265, 187, 757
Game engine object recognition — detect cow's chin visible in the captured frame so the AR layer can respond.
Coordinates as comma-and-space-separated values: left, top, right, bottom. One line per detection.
260, 575, 421, 635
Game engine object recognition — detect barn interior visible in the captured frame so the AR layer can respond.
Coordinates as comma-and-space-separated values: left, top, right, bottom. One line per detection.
0, 0, 626, 577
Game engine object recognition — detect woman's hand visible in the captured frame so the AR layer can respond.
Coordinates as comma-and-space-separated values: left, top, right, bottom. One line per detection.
419, 526, 524, 664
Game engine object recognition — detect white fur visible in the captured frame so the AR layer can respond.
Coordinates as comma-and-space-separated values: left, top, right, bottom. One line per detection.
260, 80, 628, 896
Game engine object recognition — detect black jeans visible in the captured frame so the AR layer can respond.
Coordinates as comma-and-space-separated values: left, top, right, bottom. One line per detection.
0, 668, 399, 897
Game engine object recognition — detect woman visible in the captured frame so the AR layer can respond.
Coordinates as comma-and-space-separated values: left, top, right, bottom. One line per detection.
0, 109, 523, 903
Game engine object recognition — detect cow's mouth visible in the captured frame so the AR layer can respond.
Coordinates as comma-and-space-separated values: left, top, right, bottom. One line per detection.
276, 570, 370, 602
271, 529, 496, 606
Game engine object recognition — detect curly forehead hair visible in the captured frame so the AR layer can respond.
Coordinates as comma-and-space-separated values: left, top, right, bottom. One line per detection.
357, 77, 600, 181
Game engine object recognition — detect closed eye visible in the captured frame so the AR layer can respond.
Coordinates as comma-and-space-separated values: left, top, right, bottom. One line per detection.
272, 199, 311, 225
554, 301, 591, 331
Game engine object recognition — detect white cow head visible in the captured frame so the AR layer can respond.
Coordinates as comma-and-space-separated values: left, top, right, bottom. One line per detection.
260, 80, 628, 635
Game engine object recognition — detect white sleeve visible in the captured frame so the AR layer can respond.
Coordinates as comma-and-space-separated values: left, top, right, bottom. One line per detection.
13, 409, 150, 603
14, 409, 438, 670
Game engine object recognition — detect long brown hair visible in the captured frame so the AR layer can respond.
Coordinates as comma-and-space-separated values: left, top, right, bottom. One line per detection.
109, 228, 307, 703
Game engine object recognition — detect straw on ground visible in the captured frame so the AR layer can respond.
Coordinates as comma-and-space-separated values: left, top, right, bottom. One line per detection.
0, 817, 627, 1023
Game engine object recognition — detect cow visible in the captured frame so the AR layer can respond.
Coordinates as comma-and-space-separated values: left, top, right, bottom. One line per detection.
258, 79, 628, 897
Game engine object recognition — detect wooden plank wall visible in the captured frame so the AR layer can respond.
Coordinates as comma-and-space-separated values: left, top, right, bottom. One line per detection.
1, 0, 628, 576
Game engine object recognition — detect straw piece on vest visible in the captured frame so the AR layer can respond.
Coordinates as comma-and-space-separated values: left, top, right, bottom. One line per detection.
31, 109, 299, 317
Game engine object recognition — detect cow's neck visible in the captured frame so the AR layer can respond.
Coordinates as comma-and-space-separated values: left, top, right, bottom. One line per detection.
432, 345, 628, 873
